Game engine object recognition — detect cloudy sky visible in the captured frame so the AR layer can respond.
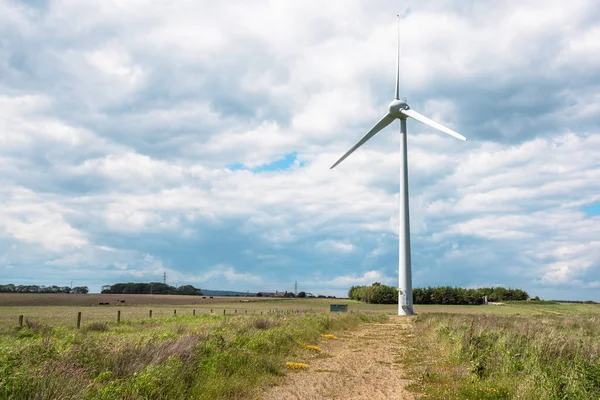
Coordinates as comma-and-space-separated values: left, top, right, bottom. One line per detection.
1, 0, 599, 300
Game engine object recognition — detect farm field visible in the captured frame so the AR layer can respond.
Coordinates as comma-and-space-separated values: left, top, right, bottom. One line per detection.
0, 293, 271, 306
0, 294, 288, 331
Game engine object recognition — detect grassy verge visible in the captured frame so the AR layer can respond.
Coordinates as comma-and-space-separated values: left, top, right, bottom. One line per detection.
401, 313, 600, 399
0, 312, 386, 399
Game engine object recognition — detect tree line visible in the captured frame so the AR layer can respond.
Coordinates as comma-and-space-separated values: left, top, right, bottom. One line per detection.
0, 284, 88, 294
413, 286, 529, 304
348, 283, 529, 305
101, 282, 203, 296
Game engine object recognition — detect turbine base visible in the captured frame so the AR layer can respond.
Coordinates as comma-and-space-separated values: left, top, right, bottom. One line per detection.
398, 305, 414, 316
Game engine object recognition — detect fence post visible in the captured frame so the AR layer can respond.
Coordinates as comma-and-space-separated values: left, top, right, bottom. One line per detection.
117, 310, 121, 323
210, 309, 213, 313
223, 309, 226, 316
245, 310, 247, 314
18, 315, 23, 327
193, 309, 196, 316
149, 310, 152, 318
77, 312, 82, 329
174, 309, 177, 316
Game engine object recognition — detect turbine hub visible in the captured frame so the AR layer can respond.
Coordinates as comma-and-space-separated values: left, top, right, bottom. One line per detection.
389, 99, 409, 118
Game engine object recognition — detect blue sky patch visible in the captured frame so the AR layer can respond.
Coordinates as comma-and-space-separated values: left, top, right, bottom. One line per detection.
228, 153, 302, 173
227, 162, 246, 171
582, 203, 600, 216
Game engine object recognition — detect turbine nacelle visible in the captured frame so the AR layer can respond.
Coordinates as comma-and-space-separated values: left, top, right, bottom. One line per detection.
388, 99, 409, 118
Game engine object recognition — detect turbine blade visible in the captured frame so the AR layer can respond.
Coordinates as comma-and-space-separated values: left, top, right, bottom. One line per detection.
330, 114, 395, 169
400, 109, 467, 141
395, 15, 400, 100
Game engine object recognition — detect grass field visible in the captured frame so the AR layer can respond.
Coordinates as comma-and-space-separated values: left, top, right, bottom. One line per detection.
402, 304, 600, 399
0, 300, 387, 399
2, 295, 599, 399
2, 294, 597, 331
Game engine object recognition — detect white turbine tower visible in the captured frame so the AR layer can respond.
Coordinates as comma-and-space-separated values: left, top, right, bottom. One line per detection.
331, 17, 467, 316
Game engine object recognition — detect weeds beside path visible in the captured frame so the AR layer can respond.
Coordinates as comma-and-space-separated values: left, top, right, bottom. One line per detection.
0, 312, 388, 399
402, 313, 600, 399
260, 316, 414, 400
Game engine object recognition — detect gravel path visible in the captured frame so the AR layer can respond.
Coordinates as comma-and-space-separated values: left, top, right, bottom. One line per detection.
260, 316, 415, 400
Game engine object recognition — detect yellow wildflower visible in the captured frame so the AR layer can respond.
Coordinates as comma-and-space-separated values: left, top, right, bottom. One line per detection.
303, 345, 321, 352
285, 362, 309, 370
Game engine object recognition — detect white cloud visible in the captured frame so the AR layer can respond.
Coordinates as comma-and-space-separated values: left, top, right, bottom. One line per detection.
189, 265, 262, 284
316, 240, 356, 253
0, 188, 87, 251
328, 270, 394, 287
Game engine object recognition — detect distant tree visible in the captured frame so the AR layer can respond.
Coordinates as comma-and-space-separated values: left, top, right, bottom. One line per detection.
284, 292, 296, 298
347, 283, 398, 304
0, 284, 72, 294
176, 285, 202, 296
256, 292, 263, 297
101, 282, 201, 296
0, 284, 16, 293
297, 291, 306, 298
72, 286, 89, 294
348, 286, 361, 300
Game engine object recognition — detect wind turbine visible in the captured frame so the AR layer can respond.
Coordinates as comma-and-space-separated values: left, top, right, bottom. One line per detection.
330, 17, 467, 316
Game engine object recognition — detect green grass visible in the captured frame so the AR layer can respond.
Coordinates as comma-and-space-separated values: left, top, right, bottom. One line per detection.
0, 309, 386, 399
401, 306, 600, 399
415, 302, 600, 315
3, 298, 599, 399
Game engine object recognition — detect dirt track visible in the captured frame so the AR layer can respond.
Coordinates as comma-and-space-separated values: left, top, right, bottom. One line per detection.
261, 316, 414, 400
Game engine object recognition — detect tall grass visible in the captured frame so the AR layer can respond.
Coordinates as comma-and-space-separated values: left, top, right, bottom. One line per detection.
403, 313, 600, 399
0, 312, 386, 399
